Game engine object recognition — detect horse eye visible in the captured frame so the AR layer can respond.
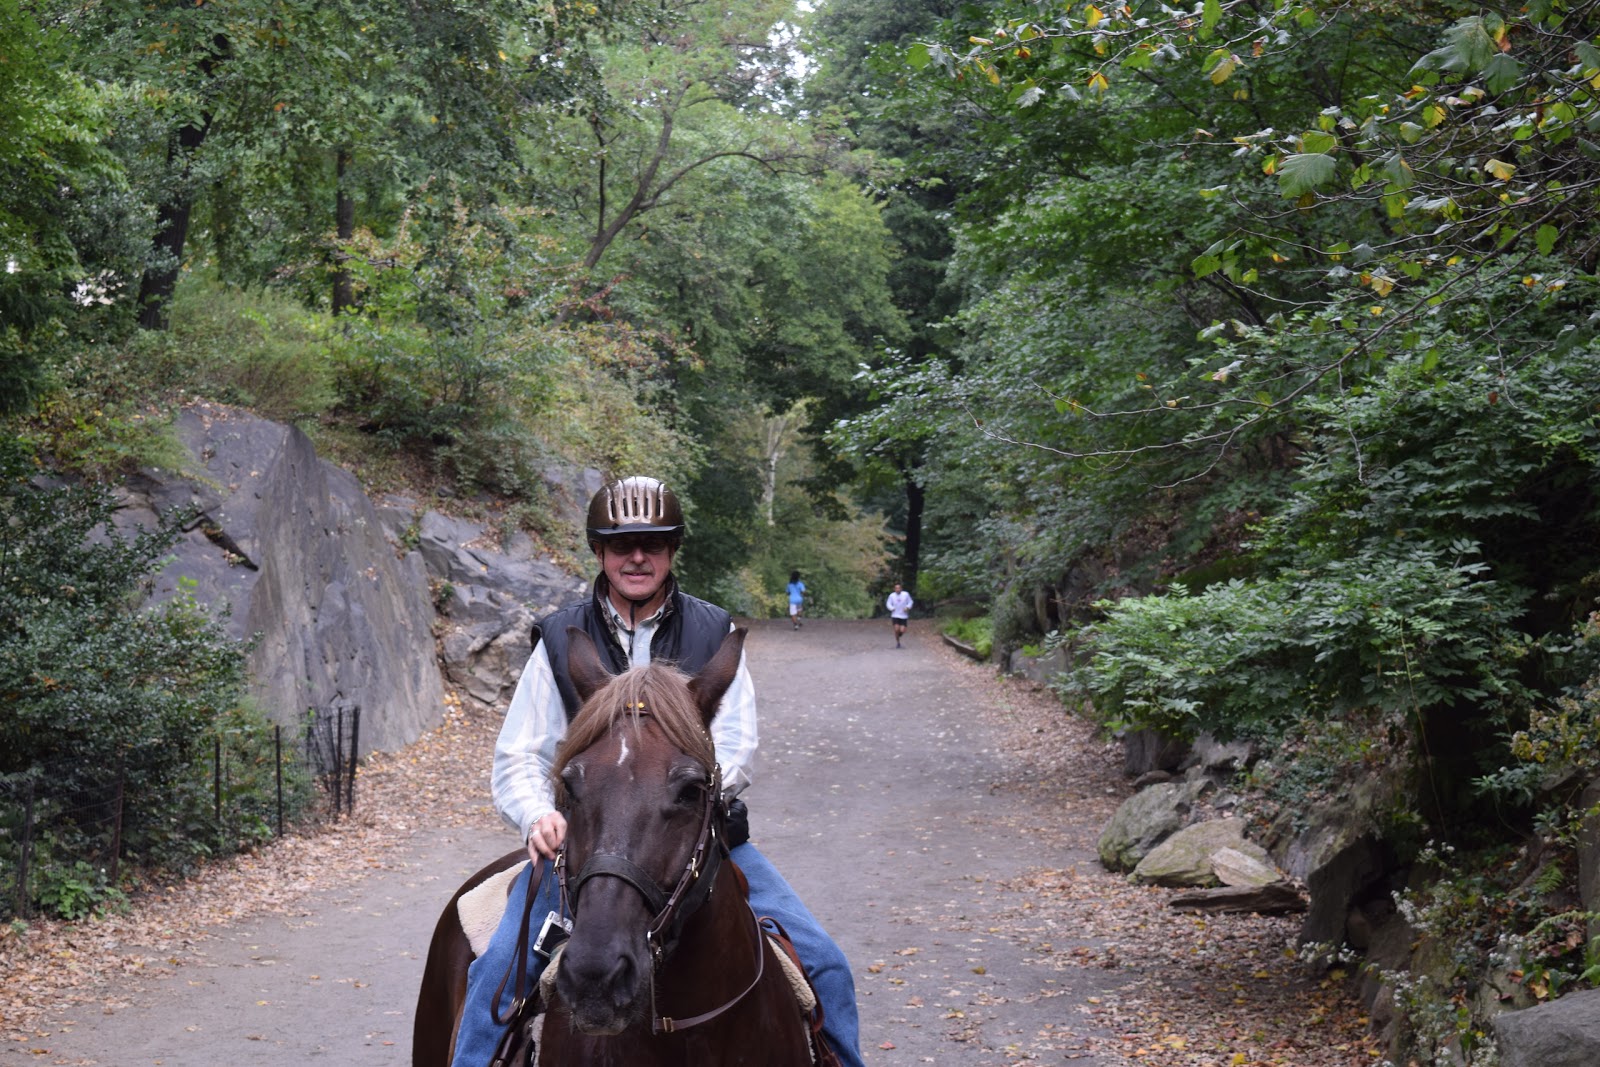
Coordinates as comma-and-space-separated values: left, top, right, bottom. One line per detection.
675, 780, 704, 806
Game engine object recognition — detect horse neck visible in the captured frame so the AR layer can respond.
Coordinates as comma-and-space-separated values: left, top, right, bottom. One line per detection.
652, 861, 762, 1014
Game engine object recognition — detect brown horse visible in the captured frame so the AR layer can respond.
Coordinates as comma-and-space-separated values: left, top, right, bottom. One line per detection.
413, 627, 816, 1067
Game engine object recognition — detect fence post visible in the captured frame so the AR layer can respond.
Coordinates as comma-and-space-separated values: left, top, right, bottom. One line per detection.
18, 780, 34, 920
274, 724, 283, 837
109, 761, 125, 885
346, 705, 359, 814
213, 735, 223, 850
332, 705, 344, 819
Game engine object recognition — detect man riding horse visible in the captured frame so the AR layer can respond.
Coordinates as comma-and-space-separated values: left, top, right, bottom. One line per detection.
448, 476, 864, 1067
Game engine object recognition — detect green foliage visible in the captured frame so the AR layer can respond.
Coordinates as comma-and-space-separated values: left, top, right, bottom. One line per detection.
0, 441, 252, 870
168, 279, 334, 421
323, 211, 566, 492
939, 615, 993, 660
0, 0, 131, 413
684, 404, 888, 617
1072, 541, 1528, 742
31, 859, 123, 922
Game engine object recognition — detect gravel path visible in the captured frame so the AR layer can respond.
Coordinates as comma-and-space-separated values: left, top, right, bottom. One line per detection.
2, 618, 1376, 1066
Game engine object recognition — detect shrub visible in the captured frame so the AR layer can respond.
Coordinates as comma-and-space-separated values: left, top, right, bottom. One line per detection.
0, 439, 256, 896
168, 279, 334, 421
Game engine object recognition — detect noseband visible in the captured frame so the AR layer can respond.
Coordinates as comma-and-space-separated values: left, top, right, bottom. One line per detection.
560, 761, 727, 965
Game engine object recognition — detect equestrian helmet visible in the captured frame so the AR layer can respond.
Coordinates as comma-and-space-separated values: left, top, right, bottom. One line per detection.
586, 476, 686, 550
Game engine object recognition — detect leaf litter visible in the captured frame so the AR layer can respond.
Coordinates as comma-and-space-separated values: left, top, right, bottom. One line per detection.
0, 689, 499, 1050
931, 642, 1380, 1066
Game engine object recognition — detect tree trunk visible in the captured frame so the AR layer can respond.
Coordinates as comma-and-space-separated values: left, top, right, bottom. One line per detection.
136, 120, 210, 331
902, 474, 925, 596
332, 148, 355, 315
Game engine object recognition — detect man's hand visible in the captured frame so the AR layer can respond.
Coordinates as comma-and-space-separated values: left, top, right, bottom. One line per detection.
527, 811, 567, 860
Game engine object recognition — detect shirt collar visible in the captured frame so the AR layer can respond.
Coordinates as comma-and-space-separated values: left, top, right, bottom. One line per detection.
595, 573, 678, 633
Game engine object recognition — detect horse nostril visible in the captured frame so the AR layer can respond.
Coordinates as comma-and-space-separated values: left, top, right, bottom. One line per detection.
603, 953, 635, 1003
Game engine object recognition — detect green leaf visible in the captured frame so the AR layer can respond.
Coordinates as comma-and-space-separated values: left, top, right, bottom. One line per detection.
1193, 253, 1223, 279
1300, 130, 1338, 154
1577, 41, 1600, 77
1483, 53, 1521, 95
1413, 17, 1498, 74
1278, 152, 1338, 197
907, 42, 931, 70
1537, 224, 1559, 255
1383, 153, 1415, 191
1201, 0, 1221, 38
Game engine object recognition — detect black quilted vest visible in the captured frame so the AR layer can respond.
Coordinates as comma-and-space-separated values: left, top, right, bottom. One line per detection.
531, 575, 733, 721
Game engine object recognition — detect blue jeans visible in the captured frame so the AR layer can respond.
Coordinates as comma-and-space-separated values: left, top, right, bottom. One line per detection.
449, 842, 864, 1067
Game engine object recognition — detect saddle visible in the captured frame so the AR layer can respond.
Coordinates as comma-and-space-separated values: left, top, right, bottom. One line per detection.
458, 858, 841, 1067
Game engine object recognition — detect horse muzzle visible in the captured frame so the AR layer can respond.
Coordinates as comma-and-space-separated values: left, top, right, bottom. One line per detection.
554, 921, 652, 1035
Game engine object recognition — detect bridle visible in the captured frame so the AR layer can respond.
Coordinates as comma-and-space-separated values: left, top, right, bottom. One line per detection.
557, 755, 767, 1035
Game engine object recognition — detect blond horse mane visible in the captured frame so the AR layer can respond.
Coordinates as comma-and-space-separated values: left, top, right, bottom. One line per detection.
550, 663, 717, 806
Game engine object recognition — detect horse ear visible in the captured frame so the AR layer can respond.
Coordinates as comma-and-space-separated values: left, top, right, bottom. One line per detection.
567, 627, 613, 703
688, 628, 747, 728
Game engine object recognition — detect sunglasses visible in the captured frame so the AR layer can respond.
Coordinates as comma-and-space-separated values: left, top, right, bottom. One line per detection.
603, 535, 675, 556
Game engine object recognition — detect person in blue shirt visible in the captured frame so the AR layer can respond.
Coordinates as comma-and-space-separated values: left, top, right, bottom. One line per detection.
787, 570, 806, 629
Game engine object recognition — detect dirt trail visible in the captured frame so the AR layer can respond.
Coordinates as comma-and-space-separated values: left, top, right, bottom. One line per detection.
6, 619, 1133, 1066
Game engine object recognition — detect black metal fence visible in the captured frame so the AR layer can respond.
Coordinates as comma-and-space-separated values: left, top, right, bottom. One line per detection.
1, 702, 363, 921
304, 701, 362, 819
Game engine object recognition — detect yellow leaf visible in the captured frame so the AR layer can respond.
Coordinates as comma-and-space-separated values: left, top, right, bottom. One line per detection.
1485, 159, 1516, 180
1087, 70, 1109, 93
969, 35, 993, 45
1211, 54, 1239, 85
1085, 4, 1104, 28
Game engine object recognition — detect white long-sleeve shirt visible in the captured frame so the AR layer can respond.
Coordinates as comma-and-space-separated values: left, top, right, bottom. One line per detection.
491, 600, 758, 843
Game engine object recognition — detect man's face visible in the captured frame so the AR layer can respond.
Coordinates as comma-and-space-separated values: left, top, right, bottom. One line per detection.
893, 584, 902, 594
597, 533, 676, 606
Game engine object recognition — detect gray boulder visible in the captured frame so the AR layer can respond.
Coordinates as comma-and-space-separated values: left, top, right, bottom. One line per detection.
1132, 818, 1269, 888
1184, 732, 1255, 777
1005, 644, 1071, 684
1211, 845, 1283, 889
1098, 778, 1209, 872
118, 403, 445, 755
1493, 987, 1600, 1067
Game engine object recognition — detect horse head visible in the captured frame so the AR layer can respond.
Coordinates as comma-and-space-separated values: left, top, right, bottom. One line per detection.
551, 626, 746, 1036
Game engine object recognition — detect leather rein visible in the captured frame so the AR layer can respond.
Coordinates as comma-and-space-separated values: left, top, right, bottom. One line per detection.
557, 755, 766, 1035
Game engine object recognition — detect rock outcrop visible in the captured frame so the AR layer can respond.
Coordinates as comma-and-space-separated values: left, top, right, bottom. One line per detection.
114, 404, 599, 756
116, 404, 446, 754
